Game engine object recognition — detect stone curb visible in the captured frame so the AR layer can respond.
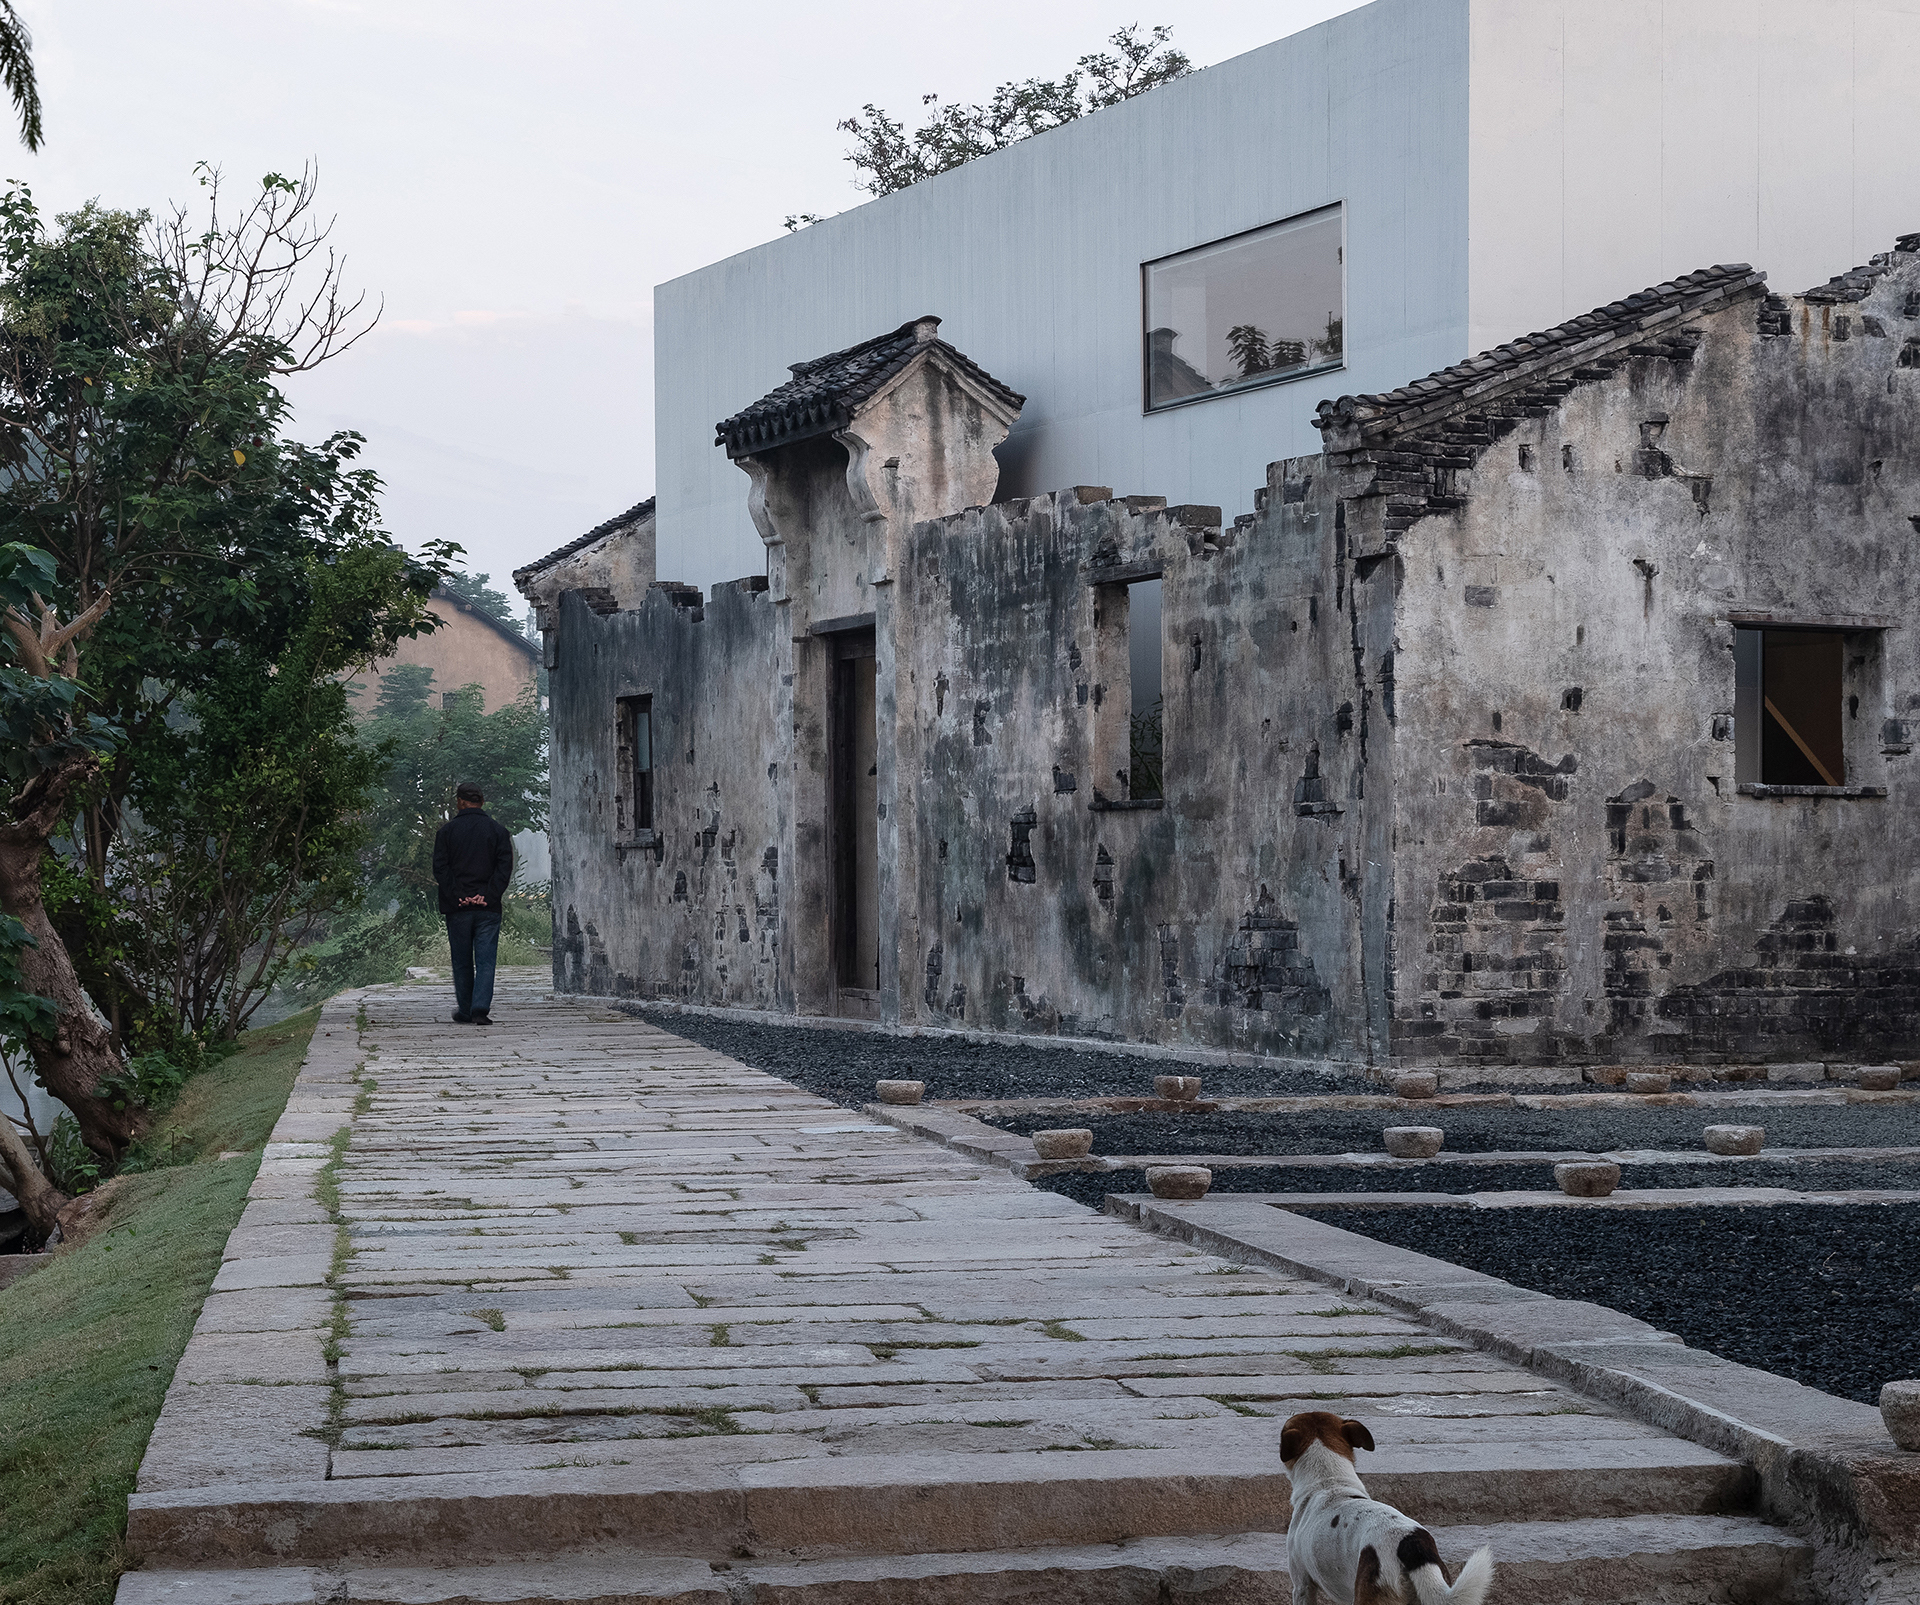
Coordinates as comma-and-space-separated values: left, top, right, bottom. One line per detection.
1115, 1195, 1920, 1575
937, 1086, 1920, 1116
130, 990, 369, 1500
861, 1103, 1110, 1180
1078, 1145, 1920, 1170
1115, 1186, 1920, 1211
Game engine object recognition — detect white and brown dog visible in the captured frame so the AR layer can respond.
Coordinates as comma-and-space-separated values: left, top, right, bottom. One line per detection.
1281, 1411, 1494, 1605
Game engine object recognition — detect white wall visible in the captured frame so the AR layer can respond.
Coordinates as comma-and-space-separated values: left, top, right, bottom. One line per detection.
1467, 0, 1920, 353
653, 0, 1474, 594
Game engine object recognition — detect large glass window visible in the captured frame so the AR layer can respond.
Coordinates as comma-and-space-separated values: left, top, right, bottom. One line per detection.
1143, 205, 1344, 412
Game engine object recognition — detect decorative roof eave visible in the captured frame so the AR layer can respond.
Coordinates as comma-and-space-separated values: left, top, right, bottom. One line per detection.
512, 497, 655, 589
854, 344, 1027, 435
1314, 266, 1768, 454
714, 316, 1025, 462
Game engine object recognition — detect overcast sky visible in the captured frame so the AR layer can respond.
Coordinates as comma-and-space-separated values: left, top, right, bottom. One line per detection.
13, 0, 1367, 603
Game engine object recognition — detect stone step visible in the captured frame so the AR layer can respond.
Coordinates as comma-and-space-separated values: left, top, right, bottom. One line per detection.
115, 1512, 1815, 1604
125, 1439, 1756, 1569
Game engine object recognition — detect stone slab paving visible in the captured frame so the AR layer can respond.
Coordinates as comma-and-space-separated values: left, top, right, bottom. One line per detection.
119, 978, 1839, 1602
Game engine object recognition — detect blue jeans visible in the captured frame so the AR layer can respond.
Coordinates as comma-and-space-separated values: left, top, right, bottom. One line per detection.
446, 908, 502, 1016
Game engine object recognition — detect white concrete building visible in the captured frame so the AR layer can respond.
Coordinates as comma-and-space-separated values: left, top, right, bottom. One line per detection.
653, 0, 1920, 594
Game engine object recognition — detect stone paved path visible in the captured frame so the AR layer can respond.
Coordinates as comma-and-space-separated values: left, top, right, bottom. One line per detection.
119, 977, 1817, 1602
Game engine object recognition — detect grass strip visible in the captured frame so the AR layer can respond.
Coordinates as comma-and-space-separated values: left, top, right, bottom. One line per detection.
0, 1004, 322, 1605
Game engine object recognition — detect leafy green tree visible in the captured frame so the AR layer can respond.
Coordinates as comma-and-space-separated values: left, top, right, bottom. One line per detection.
101, 540, 434, 1040
0, 169, 448, 1162
836, 25, 1190, 198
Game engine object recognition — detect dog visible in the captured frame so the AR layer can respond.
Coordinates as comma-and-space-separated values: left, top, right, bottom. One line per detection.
1281, 1411, 1494, 1605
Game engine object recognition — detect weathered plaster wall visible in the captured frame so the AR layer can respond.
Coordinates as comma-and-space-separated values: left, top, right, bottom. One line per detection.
544, 246, 1920, 1070
894, 483, 1382, 1064
547, 579, 785, 1008
1386, 258, 1920, 1066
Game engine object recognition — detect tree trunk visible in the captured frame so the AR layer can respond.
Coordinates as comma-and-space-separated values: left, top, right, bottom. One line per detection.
0, 1113, 70, 1237
0, 754, 144, 1161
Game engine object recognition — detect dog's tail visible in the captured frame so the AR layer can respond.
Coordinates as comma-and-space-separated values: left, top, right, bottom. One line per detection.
1407, 1540, 1493, 1605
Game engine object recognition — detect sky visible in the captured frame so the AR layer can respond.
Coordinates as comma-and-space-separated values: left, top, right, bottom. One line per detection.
11, 0, 1368, 603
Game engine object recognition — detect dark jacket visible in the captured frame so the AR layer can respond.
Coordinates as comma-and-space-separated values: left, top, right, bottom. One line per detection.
432, 807, 515, 916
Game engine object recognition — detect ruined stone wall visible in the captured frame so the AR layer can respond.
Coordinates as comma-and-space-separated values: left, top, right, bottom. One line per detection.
894, 481, 1385, 1064
1385, 254, 1920, 1066
546, 579, 786, 1007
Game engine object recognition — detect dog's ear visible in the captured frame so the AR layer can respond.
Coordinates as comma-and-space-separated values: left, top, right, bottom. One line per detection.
1279, 1420, 1309, 1464
1341, 1418, 1376, 1452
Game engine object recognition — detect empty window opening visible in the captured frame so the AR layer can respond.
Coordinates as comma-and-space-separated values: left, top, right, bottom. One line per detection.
1734, 628, 1845, 785
1090, 575, 1167, 806
1127, 578, 1164, 800
1142, 205, 1344, 412
615, 695, 654, 832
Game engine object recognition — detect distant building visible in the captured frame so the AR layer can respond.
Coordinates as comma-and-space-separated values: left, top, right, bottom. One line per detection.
346, 588, 539, 714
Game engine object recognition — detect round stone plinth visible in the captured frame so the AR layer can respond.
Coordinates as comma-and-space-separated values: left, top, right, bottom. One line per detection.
1146, 1165, 1212, 1200
875, 1080, 925, 1106
1393, 1073, 1439, 1100
1882, 1380, 1920, 1451
1383, 1126, 1445, 1159
1858, 1066, 1902, 1092
1625, 1072, 1672, 1094
1555, 1161, 1621, 1198
1031, 1128, 1094, 1160
1703, 1124, 1764, 1156
1154, 1075, 1202, 1102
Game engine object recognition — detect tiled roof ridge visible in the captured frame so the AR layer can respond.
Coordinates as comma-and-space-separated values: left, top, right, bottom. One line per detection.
1798, 231, 1920, 304
1315, 263, 1767, 447
715, 316, 1025, 460
513, 497, 656, 584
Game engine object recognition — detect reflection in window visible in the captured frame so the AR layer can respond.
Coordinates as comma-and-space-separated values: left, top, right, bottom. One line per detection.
1143, 205, 1344, 412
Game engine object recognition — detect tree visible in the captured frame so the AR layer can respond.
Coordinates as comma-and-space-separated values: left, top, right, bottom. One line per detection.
0, 168, 445, 1163
0, 1, 42, 152
362, 669, 546, 912
1226, 324, 1269, 379
289, 667, 547, 1001
99, 539, 436, 1040
837, 25, 1190, 198
439, 570, 522, 632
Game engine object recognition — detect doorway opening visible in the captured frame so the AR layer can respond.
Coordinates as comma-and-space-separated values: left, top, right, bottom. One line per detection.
828, 629, 879, 1011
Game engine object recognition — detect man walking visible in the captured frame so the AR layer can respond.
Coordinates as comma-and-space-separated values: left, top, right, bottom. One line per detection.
432, 782, 515, 1025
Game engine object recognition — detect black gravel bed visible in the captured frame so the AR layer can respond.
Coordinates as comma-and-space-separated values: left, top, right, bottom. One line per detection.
1029, 1157, 1920, 1214
1273, 1202, 1920, 1404
979, 1103, 1920, 1156
628, 1007, 1356, 1104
